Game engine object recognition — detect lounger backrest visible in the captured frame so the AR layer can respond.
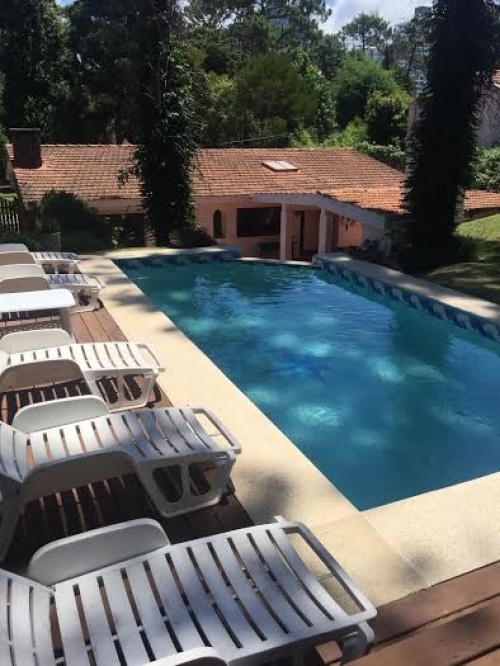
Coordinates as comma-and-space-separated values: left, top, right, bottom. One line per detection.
0, 276, 50, 294
0, 243, 30, 253
0, 420, 29, 483
0, 328, 74, 353
0, 569, 54, 665
12, 395, 110, 434
0, 264, 46, 281
0, 252, 36, 267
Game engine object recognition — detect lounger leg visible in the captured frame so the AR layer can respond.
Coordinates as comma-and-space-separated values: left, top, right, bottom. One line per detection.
0, 494, 21, 563
136, 465, 178, 516
59, 306, 73, 336
338, 623, 374, 664
116, 373, 154, 411
136, 455, 233, 517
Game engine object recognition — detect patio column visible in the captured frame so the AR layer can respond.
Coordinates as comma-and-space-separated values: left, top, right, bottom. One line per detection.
318, 207, 327, 254
279, 203, 289, 261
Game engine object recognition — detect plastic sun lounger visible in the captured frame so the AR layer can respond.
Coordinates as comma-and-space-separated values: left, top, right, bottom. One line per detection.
0, 395, 241, 561
0, 329, 164, 410
0, 264, 103, 312
0, 243, 80, 274
0, 289, 76, 337
0, 517, 376, 665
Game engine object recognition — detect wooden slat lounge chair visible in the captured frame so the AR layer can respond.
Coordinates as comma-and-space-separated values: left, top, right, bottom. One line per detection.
0, 243, 80, 273
0, 396, 241, 561
0, 329, 164, 410
0, 264, 103, 312
0, 517, 376, 665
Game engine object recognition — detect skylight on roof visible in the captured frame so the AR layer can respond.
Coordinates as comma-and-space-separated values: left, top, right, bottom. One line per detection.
262, 160, 298, 173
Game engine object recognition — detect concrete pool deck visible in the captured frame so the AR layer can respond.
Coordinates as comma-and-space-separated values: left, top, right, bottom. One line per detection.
82, 250, 500, 608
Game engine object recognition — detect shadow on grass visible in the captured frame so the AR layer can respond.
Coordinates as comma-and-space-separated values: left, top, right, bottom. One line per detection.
427, 237, 500, 305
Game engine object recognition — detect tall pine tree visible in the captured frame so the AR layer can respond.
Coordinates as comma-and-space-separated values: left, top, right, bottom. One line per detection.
133, 0, 197, 245
404, 0, 499, 270
0, 0, 70, 140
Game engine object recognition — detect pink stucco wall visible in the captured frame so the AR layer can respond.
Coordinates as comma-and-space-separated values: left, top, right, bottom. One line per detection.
196, 196, 280, 257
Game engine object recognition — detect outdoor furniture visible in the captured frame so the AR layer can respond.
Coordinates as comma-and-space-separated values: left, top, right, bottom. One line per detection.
0, 395, 241, 561
0, 264, 104, 312
0, 328, 164, 409
0, 289, 75, 337
0, 517, 376, 665
0, 243, 80, 274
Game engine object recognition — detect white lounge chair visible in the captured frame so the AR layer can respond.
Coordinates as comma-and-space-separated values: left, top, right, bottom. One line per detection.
0, 264, 103, 311
0, 517, 376, 665
0, 395, 241, 561
0, 243, 80, 273
0, 329, 164, 410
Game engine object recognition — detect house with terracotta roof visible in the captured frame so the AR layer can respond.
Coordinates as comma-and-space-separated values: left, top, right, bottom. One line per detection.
5, 128, 500, 260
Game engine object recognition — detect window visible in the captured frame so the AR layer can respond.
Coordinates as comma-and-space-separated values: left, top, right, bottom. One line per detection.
262, 160, 298, 172
213, 209, 224, 238
237, 207, 280, 237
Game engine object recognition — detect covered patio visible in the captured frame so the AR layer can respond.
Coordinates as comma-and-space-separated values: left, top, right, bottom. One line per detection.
253, 192, 386, 261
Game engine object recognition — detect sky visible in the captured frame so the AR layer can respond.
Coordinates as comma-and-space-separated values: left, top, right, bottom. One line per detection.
58, 0, 434, 33
324, 0, 433, 33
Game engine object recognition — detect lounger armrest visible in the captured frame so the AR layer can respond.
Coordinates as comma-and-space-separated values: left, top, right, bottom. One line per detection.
137, 343, 164, 372
28, 519, 170, 585
191, 407, 242, 454
273, 516, 377, 622
0, 328, 74, 353
151, 649, 227, 666
13, 395, 110, 433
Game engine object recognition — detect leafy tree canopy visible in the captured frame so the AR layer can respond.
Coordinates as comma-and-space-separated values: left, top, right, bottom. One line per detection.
0, 0, 70, 141
365, 89, 411, 146
341, 12, 392, 55
234, 53, 317, 145
334, 55, 401, 128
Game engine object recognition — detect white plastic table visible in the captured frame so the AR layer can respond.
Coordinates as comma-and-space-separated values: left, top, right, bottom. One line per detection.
0, 289, 76, 335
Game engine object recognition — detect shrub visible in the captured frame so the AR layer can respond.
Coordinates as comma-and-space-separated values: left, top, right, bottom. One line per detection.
0, 231, 42, 251
357, 142, 406, 171
39, 190, 113, 252
365, 89, 411, 147
472, 148, 500, 193
324, 118, 368, 147
169, 225, 216, 248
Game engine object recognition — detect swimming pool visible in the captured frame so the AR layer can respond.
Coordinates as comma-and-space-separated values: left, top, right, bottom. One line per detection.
119, 259, 500, 510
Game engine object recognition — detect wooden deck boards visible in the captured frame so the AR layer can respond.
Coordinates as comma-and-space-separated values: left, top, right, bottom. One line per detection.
3, 299, 500, 665
2, 302, 251, 574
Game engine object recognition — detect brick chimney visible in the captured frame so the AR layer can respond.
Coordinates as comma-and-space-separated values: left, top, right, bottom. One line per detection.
10, 128, 42, 169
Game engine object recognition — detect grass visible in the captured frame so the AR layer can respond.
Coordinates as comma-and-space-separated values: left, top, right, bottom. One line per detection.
427, 213, 500, 304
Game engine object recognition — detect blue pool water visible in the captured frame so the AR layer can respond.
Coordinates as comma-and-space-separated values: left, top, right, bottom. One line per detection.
121, 260, 500, 509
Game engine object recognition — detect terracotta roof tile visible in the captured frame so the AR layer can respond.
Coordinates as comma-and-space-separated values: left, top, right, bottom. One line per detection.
463, 190, 500, 213
320, 187, 405, 215
194, 148, 404, 196
7, 144, 500, 218
321, 187, 500, 216
7, 144, 139, 204
7, 145, 404, 203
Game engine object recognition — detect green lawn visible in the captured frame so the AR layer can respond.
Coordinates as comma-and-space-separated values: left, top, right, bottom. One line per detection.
427, 213, 500, 304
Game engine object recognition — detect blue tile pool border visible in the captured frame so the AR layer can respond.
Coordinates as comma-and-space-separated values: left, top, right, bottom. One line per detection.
313, 255, 500, 343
